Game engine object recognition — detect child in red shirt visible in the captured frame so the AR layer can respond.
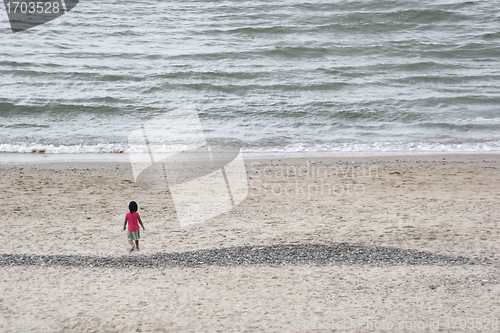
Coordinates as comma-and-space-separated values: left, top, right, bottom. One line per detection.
123, 201, 145, 251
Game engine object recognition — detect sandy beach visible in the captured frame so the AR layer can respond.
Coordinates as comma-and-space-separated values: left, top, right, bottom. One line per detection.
1, 153, 499, 332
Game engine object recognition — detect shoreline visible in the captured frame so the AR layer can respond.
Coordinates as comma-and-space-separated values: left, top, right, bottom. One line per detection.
1, 150, 500, 165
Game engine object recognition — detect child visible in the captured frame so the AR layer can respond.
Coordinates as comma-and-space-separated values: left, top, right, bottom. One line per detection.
123, 201, 145, 251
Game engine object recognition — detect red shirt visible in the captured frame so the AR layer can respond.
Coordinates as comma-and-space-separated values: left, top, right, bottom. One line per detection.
126, 212, 140, 231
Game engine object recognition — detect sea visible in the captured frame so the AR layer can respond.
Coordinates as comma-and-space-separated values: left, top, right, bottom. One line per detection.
1, 0, 500, 159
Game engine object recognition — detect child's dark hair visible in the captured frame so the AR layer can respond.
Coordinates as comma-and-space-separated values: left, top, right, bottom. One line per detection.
129, 201, 138, 213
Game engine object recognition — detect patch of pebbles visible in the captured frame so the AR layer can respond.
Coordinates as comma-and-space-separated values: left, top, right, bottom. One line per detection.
0, 243, 493, 269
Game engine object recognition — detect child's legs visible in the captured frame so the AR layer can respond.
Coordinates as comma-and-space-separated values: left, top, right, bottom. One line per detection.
135, 240, 139, 249
128, 239, 135, 248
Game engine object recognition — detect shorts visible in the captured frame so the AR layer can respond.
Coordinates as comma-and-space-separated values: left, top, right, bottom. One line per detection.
127, 230, 140, 241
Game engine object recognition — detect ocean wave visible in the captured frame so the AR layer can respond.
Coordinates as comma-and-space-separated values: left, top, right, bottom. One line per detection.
1, 0, 499, 155
1, 141, 500, 154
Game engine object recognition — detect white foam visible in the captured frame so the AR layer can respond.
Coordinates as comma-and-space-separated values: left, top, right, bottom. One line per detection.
0, 143, 128, 154
1, 140, 500, 155
268, 141, 500, 153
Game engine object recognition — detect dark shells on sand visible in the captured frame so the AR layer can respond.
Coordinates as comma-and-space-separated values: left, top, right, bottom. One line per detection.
0, 243, 492, 269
